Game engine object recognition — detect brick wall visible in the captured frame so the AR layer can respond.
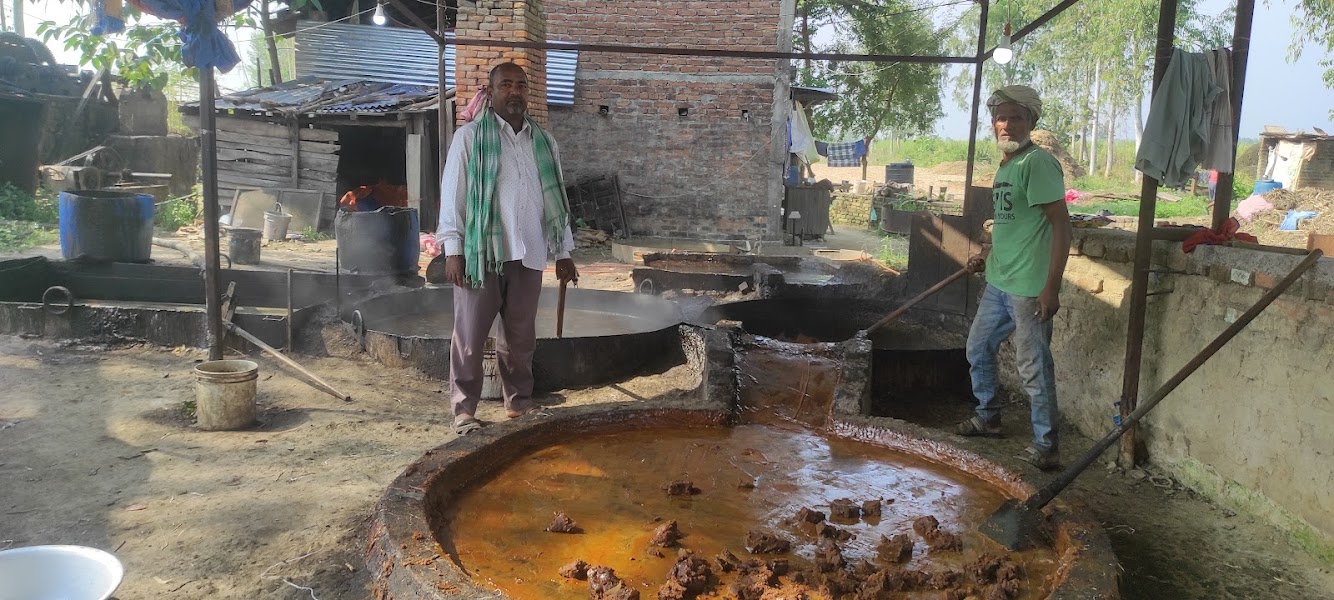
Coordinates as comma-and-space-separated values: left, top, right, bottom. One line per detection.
543, 0, 792, 241
455, 0, 549, 126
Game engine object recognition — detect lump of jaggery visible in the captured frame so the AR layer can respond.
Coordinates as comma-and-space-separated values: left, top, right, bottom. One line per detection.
589, 566, 638, 600
667, 553, 712, 595
744, 530, 791, 554
980, 580, 1021, 600
546, 512, 582, 534
813, 539, 846, 573
861, 499, 883, 518
829, 498, 861, 521
656, 580, 687, 600
559, 559, 589, 580
816, 521, 854, 542
875, 534, 914, 564
650, 520, 682, 547
796, 506, 827, 525
927, 568, 964, 590
732, 559, 778, 600
664, 480, 701, 496
967, 553, 1023, 586
925, 529, 963, 553
714, 550, 740, 573
912, 515, 940, 537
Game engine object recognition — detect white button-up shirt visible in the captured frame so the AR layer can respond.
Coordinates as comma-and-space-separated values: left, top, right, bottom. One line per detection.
436, 111, 574, 273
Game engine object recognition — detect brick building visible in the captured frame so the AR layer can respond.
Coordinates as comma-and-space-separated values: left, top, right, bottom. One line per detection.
454, 0, 796, 242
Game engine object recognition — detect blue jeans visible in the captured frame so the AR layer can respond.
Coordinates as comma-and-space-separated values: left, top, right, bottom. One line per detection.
966, 284, 1059, 452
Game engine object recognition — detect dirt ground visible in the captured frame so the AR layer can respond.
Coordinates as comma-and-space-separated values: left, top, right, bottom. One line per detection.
2, 253, 1332, 600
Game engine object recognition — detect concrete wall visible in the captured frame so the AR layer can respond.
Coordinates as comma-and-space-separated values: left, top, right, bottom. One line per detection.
101, 135, 200, 197
1030, 228, 1333, 557
542, 0, 793, 242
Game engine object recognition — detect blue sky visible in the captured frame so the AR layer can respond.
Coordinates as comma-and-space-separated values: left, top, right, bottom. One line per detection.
934, 0, 1334, 139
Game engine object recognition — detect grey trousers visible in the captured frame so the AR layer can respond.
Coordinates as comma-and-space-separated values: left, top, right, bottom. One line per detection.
450, 260, 543, 418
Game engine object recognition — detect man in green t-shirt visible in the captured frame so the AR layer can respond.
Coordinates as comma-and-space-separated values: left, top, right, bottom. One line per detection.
955, 85, 1073, 471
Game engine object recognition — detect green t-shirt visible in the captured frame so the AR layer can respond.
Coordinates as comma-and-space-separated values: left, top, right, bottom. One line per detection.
988, 143, 1066, 297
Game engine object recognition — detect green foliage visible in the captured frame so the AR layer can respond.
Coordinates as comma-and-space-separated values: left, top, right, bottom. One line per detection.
0, 221, 59, 252
155, 195, 199, 231
876, 234, 910, 271
797, 0, 946, 139
1288, 0, 1334, 119
944, 1, 1229, 147
0, 185, 59, 224
1072, 196, 1217, 219
868, 137, 998, 169
301, 226, 331, 242
36, 10, 189, 92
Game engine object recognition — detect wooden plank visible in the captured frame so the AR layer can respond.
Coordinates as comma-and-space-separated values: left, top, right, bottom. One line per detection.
216, 130, 339, 154
216, 148, 341, 171
186, 115, 339, 142
406, 132, 428, 213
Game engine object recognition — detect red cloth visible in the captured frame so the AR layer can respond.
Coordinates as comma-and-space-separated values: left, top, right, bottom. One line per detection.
1181, 217, 1257, 253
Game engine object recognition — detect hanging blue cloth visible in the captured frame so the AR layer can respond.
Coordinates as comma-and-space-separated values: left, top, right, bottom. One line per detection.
93, 0, 252, 72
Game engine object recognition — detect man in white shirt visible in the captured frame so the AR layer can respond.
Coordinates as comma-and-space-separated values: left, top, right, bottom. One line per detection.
436, 62, 578, 435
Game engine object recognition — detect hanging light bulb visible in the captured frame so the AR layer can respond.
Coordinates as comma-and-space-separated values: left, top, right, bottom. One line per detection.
994, 22, 1014, 65
372, 3, 387, 25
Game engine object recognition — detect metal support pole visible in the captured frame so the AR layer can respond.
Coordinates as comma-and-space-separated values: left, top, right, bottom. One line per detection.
964, 0, 989, 194
200, 68, 224, 361
1211, 0, 1256, 230
437, 0, 450, 180
1118, 0, 1177, 467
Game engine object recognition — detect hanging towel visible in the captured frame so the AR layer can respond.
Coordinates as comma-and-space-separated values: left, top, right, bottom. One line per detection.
1201, 48, 1234, 172
815, 141, 830, 157
1135, 49, 1222, 187
825, 139, 868, 168
788, 103, 819, 164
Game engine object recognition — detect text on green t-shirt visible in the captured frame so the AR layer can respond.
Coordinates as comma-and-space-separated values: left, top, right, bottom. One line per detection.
988, 144, 1066, 297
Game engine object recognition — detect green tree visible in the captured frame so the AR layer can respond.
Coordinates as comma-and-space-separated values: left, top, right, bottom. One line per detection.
796, 0, 947, 141
1287, 0, 1334, 118
945, 0, 1228, 176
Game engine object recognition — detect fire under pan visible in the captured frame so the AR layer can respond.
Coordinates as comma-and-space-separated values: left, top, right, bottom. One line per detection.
349, 286, 687, 392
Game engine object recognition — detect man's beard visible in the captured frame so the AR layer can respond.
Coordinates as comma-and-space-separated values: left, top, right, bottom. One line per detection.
996, 139, 1023, 153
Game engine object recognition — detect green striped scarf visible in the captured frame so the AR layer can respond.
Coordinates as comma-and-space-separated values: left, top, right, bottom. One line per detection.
463, 110, 571, 288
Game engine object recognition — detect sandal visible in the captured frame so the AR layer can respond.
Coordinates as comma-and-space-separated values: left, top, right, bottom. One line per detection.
1016, 446, 1060, 471
506, 404, 548, 419
452, 417, 484, 435
956, 416, 1003, 437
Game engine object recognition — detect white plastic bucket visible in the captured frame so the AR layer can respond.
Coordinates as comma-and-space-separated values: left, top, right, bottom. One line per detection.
263, 210, 293, 241
0, 545, 123, 600
194, 359, 259, 430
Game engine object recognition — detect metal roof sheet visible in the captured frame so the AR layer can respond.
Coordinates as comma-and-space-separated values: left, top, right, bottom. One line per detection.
207, 77, 437, 115
294, 20, 578, 105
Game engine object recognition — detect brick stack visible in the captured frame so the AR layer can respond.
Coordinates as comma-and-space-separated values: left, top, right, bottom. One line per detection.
455, 0, 548, 126
829, 193, 874, 227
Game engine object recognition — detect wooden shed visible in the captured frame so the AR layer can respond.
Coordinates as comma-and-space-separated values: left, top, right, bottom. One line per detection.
1256, 129, 1334, 192
183, 77, 452, 231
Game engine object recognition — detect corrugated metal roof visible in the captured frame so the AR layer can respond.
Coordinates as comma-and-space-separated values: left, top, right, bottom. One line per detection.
207, 77, 438, 115
295, 20, 577, 106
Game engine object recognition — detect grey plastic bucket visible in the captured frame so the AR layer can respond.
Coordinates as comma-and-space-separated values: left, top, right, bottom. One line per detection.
194, 360, 259, 430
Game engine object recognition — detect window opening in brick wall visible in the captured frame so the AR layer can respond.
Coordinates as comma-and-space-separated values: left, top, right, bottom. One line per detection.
677, 107, 689, 117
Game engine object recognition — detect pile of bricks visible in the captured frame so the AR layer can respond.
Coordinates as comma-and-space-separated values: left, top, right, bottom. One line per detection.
829, 193, 874, 226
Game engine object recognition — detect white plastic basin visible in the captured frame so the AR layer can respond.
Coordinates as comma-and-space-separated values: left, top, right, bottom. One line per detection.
0, 545, 124, 600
